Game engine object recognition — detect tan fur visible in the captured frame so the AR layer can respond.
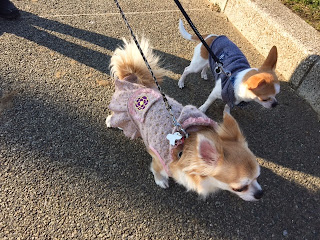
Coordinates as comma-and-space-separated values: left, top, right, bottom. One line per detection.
217, 113, 245, 142
191, 34, 210, 41
200, 36, 216, 59
149, 149, 165, 177
149, 151, 164, 173
242, 46, 279, 100
244, 71, 279, 99
169, 113, 258, 196
215, 114, 258, 183
110, 38, 166, 87
246, 72, 277, 97
189, 34, 217, 59
260, 46, 278, 71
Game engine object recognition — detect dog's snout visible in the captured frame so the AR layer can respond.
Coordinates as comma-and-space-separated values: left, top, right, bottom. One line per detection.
254, 190, 264, 199
271, 101, 278, 108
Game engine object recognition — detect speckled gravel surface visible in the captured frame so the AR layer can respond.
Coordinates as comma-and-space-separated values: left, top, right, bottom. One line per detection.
0, 0, 319, 239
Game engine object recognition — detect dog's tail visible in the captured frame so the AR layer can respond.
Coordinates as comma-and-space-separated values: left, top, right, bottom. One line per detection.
110, 37, 166, 87
179, 19, 195, 41
179, 19, 218, 43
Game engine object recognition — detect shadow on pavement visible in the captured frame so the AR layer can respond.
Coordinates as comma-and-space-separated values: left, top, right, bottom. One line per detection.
0, 11, 190, 75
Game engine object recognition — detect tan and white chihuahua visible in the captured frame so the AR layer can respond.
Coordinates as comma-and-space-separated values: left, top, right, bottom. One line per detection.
106, 37, 263, 201
178, 19, 280, 112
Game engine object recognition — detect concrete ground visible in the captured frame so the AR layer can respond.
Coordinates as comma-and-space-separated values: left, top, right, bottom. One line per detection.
0, 0, 319, 239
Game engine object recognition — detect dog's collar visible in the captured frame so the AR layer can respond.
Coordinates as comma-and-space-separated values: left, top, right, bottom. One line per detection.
171, 116, 217, 147
181, 117, 217, 132
170, 116, 218, 162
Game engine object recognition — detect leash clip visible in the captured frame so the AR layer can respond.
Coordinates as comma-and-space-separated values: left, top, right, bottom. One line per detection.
166, 121, 189, 146
215, 63, 231, 78
173, 118, 189, 139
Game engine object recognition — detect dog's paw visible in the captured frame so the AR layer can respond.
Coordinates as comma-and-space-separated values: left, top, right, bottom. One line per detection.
178, 80, 184, 89
155, 176, 169, 189
106, 115, 112, 128
150, 166, 169, 189
201, 73, 208, 80
223, 105, 231, 114
199, 105, 208, 113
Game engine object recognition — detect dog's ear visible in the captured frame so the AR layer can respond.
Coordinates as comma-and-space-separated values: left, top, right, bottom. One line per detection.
218, 112, 245, 142
246, 77, 267, 90
260, 46, 277, 70
197, 134, 220, 165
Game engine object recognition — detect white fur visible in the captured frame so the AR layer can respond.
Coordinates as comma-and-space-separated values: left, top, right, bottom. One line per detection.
106, 115, 123, 130
178, 43, 209, 88
199, 68, 258, 112
178, 19, 217, 89
230, 167, 262, 201
174, 169, 199, 192
106, 115, 112, 128
199, 79, 221, 112
172, 169, 221, 197
275, 83, 280, 94
232, 179, 262, 201
173, 169, 262, 201
179, 19, 193, 41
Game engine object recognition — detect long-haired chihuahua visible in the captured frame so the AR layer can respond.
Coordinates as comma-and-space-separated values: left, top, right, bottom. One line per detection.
106, 37, 263, 201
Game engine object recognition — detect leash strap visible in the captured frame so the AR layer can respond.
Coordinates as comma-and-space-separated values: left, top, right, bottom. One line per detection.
113, 0, 188, 141
173, 0, 231, 77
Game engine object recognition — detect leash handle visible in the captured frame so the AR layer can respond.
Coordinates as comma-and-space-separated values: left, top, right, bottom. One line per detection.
174, 0, 225, 68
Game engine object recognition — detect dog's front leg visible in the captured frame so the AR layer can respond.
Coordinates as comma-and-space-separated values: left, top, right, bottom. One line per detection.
178, 55, 209, 88
148, 148, 169, 189
178, 66, 191, 88
106, 114, 113, 128
224, 104, 231, 114
199, 79, 222, 113
201, 64, 209, 80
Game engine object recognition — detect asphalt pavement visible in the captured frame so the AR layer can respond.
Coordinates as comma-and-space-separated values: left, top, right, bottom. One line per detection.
1, 0, 319, 239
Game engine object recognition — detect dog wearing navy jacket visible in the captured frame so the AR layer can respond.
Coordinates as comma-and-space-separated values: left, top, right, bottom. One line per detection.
178, 19, 280, 112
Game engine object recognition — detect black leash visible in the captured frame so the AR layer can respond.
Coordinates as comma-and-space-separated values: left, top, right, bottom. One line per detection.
173, 0, 231, 77
113, 0, 188, 144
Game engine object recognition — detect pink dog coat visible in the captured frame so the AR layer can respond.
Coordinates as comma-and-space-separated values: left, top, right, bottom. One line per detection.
108, 76, 217, 175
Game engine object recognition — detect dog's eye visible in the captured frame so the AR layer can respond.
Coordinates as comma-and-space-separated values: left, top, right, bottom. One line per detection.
177, 151, 183, 159
262, 97, 271, 102
232, 185, 248, 192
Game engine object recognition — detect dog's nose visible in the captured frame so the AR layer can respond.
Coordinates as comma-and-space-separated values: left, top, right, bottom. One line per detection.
271, 101, 278, 108
254, 190, 264, 199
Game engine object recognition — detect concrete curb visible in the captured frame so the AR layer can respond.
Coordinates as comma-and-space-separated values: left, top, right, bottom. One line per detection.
209, 0, 320, 114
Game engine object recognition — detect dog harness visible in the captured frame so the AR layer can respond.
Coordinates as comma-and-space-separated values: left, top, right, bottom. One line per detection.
209, 36, 251, 108
108, 76, 217, 175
